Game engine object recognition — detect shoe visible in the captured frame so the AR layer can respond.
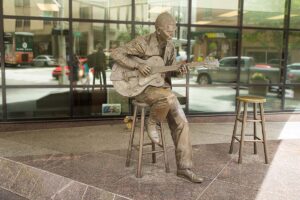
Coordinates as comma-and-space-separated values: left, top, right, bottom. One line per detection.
177, 169, 204, 183
146, 119, 160, 144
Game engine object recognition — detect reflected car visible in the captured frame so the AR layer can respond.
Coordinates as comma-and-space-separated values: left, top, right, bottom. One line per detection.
194, 56, 280, 85
52, 58, 89, 80
33, 55, 57, 67
287, 63, 300, 83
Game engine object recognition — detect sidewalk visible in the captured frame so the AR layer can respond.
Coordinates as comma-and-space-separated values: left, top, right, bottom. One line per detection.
0, 121, 299, 200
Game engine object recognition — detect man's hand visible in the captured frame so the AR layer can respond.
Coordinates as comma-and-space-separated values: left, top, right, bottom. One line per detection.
137, 63, 151, 76
178, 63, 188, 74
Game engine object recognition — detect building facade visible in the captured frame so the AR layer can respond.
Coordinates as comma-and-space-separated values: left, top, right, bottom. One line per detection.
0, 0, 300, 121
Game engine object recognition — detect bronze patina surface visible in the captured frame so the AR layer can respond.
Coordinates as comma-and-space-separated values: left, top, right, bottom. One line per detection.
111, 12, 203, 183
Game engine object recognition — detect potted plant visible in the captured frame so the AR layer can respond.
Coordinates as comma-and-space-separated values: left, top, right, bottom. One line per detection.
248, 73, 269, 97
291, 77, 300, 100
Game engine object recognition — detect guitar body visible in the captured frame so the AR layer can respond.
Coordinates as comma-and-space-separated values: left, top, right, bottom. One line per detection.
110, 56, 210, 97
110, 56, 166, 97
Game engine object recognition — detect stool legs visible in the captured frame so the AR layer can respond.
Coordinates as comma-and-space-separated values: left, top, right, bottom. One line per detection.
253, 103, 258, 154
229, 99, 268, 164
151, 142, 156, 163
160, 123, 170, 173
229, 100, 241, 154
238, 102, 248, 164
137, 107, 146, 178
259, 103, 269, 164
126, 102, 170, 178
126, 105, 137, 167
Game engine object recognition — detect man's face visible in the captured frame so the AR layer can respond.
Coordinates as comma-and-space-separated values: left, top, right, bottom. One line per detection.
157, 24, 176, 42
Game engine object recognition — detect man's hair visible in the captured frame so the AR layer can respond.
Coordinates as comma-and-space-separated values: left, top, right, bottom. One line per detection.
155, 12, 176, 30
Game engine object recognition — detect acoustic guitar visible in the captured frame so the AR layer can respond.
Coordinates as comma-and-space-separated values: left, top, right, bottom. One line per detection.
110, 56, 217, 97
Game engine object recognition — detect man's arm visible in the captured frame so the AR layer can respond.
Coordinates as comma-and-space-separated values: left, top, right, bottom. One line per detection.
110, 37, 147, 69
111, 37, 152, 76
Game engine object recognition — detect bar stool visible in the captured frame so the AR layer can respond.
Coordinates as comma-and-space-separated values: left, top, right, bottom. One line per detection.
125, 100, 170, 178
229, 96, 268, 164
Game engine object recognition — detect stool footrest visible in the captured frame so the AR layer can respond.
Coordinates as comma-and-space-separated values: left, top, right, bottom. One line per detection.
142, 142, 163, 148
143, 150, 164, 155
236, 118, 262, 123
233, 136, 240, 142
143, 142, 154, 146
243, 139, 263, 142
234, 135, 262, 141
247, 119, 262, 123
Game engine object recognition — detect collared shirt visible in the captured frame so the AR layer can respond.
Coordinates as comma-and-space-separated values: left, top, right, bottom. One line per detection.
111, 32, 176, 86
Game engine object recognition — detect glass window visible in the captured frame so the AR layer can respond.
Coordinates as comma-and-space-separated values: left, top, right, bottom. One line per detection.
4, 19, 70, 86
189, 86, 236, 113
191, 0, 239, 26
6, 88, 70, 119
285, 87, 300, 110
72, 23, 132, 117
3, 0, 69, 18
72, 22, 131, 89
136, 0, 188, 23
242, 29, 283, 84
173, 87, 187, 110
243, 0, 286, 28
239, 87, 282, 111
72, 88, 127, 117
72, 0, 132, 20
0, 88, 2, 119
189, 27, 239, 85
290, 1, 300, 29
286, 32, 300, 84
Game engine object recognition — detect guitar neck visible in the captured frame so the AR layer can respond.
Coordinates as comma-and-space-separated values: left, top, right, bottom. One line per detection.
151, 64, 182, 74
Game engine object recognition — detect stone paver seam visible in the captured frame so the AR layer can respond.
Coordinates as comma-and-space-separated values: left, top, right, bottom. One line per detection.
0, 186, 29, 200
0, 157, 129, 200
215, 178, 261, 191
8, 164, 23, 190
28, 170, 41, 199
80, 185, 88, 200
195, 155, 235, 200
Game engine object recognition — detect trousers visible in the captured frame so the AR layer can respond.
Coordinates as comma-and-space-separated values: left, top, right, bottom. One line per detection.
135, 86, 193, 169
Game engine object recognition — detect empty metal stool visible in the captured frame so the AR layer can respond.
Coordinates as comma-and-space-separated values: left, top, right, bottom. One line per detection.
126, 100, 170, 178
229, 96, 268, 164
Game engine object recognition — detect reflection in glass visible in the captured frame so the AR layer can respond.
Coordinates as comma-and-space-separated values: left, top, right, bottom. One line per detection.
242, 29, 283, 84
189, 27, 238, 85
286, 32, 300, 84
4, 19, 70, 85
136, 0, 188, 23
6, 88, 70, 119
72, 22, 131, 89
0, 89, 2, 119
72, 88, 130, 117
189, 86, 236, 113
285, 87, 300, 110
243, 0, 286, 28
290, 0, 300, 29
3, 0, 69, 18
172, 87, 186, 110
239, 88, 281, 111
191, 0, 238, 26
72, 0, 132, 20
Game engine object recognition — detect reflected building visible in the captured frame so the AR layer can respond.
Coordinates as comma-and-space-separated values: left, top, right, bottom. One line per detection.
0, 0, 300, 121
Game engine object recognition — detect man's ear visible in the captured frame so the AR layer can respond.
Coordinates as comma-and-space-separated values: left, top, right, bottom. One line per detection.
156, 28, 161, 35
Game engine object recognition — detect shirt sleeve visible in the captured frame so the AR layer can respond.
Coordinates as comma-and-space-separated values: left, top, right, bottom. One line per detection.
110, 36, 147, 69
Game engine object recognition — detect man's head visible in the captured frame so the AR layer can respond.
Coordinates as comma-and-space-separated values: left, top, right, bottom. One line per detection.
155, 12, 176, 43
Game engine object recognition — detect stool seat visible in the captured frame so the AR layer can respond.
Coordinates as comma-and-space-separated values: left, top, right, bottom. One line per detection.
229, 95, 268, 164
237, 96, 266, 103
126, 99, 170, 178
132, 100, 149, 108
